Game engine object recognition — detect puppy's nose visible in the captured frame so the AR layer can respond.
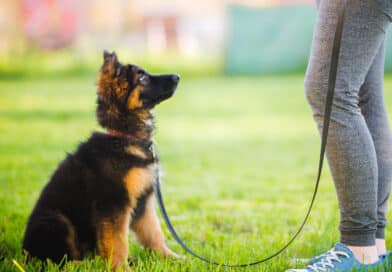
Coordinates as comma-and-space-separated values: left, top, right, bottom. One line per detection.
171, 74, 180, 83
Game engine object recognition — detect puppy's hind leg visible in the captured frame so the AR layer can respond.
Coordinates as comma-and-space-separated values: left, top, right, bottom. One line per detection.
131, 195, 179, 258
23, 212, 80, 263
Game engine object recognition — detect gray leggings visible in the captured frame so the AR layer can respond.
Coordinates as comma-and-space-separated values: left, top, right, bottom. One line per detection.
306, 0, 392, 246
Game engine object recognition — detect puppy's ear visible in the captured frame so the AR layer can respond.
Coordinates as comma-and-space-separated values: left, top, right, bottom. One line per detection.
101, 50, 119, 77
103, 50, 118, 62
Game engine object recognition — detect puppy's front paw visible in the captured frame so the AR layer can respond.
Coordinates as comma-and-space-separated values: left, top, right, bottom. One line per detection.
161, 247, 184, 260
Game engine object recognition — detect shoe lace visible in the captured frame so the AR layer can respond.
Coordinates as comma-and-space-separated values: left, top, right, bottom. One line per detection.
307, 249, 350, 272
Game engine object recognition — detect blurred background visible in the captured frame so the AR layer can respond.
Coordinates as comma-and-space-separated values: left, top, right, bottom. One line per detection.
1, 1, 392, 271
1, 0, 391, 78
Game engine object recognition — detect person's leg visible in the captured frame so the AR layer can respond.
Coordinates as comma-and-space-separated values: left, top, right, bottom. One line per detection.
305, 0, 390, 264
358, 41, 392, 256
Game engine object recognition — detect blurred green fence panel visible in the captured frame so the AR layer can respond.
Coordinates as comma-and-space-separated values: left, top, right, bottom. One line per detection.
225, 4, 392, 75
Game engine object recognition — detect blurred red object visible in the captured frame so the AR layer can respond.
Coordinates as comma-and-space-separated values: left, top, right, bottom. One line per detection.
22, 0, 77, 50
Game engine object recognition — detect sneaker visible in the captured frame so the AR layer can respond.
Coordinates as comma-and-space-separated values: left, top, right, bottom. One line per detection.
379, 251, 392, 269
309, 249, 392, 268
286, 243, 385, 272
307, 251, 329, 265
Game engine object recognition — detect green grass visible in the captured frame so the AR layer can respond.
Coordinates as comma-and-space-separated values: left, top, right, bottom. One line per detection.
1, 75, 392, 271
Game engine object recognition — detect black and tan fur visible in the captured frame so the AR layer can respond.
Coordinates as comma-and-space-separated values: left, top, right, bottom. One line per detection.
22, 51, 180, 270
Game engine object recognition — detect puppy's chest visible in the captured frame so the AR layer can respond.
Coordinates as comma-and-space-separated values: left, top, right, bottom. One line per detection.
123, 163, 157, 209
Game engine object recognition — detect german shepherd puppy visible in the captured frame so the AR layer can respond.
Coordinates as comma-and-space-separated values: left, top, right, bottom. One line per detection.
22, 51, 180, 270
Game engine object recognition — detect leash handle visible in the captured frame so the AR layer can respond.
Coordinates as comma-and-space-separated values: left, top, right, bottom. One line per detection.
154, 2, 347, 267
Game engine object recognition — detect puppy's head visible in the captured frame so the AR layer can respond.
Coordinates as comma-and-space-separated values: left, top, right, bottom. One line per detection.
96, 51, 179, 133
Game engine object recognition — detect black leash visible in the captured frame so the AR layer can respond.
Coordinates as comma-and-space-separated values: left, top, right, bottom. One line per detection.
153, 2, 346, 267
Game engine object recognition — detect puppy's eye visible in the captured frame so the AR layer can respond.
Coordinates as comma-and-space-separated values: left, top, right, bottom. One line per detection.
138, 74, 149, 85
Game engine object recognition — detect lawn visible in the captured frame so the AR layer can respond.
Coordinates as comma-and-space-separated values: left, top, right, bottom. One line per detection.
1, 75, 392, 271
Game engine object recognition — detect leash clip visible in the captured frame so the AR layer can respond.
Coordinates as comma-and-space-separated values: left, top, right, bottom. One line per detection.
150, 140, 158, 160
